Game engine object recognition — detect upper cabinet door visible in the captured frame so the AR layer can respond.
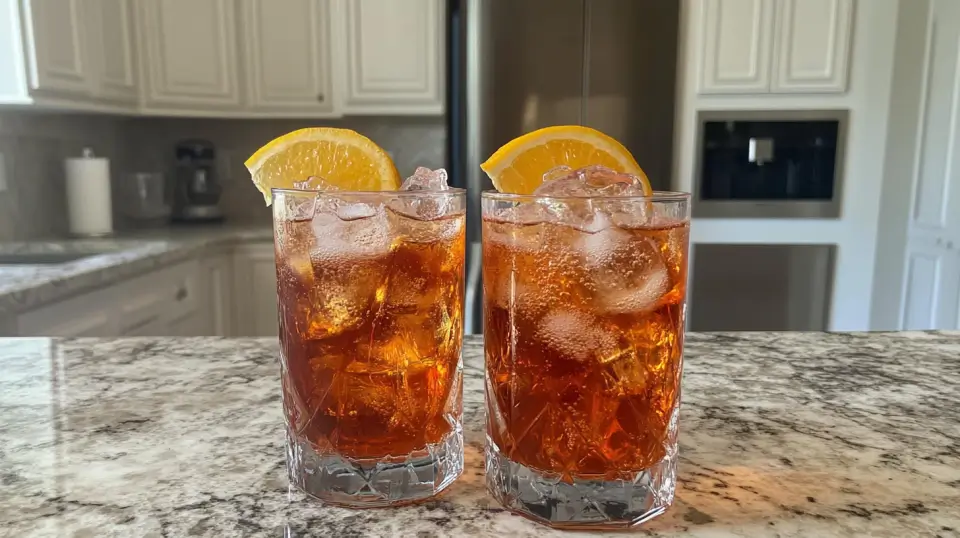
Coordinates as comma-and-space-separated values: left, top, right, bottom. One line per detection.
772, 0, 854, 93
136, 0, 241, 109
339, 0, 444, 114
21, 0, 92, 96
697, 0, 775, 94
89, 0, 137, 103
242, 0, 335, 115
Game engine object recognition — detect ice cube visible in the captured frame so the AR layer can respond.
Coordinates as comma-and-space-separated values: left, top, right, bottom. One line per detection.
389, 207, 464, 244
532, 166, 651, 231
536, 310, 619, 361
579, 226, 670, 314
311, 202, 393, 261
336, 202, 378, 221
534, 165, 645, 197
294, 175, 339, 191
401, 167, 450, 191
390, 167, 455, 222
301, 210, 394, 340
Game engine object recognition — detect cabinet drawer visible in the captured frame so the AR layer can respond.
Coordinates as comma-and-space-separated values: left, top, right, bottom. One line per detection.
18, 288, 115, 337
116, 261, 200, 335
17, 260, 201, 337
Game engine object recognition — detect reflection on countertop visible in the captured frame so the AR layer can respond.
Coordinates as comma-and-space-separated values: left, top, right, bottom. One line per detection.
1, 332, 958, 537
0, 225, 273, 315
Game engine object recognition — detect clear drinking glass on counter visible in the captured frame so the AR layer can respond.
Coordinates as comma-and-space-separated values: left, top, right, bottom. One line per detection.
482, 183, 691, 528
273, 187, 466, 507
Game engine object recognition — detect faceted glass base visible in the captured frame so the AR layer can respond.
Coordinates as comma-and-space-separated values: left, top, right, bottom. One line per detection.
485, 437, 677, 529
286, 425, 463, 507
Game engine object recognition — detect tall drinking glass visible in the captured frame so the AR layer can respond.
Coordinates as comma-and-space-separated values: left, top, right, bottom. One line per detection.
482, 190, 690, 528
274, 188, 466, 507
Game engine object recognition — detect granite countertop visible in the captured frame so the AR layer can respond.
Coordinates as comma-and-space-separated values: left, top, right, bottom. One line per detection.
0, 225, 273, 315
1, 333, 958, 537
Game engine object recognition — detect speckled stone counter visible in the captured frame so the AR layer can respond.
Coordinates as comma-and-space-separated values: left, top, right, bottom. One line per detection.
1, 333, 958, 537
0, 226, 273, 315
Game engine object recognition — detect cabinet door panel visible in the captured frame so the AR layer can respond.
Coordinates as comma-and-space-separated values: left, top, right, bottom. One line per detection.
243, 0, 334, 113
697, 0, 774, 94
201, 255, 234, 336
22, 0, 91, 96
137, 0, 240, 107
234, 245, 279, 337
92, 0, 137, 102
340, 0, 444, 113
772, 0, 854, 93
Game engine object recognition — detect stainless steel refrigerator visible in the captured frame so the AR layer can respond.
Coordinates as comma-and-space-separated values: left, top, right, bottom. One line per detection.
446, 0, 680, 333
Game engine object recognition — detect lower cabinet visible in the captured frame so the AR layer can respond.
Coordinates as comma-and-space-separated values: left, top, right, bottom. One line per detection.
18, 260, 202, 337
200, 252, 235, 336
232, 242, 279, 337
14, 242, 281, 337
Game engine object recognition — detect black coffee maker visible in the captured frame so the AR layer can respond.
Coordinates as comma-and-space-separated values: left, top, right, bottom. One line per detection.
171, 139, 224, 223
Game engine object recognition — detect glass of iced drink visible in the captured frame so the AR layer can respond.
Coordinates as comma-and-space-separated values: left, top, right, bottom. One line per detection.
480, 127, 690, 528
248, 128, 465, 507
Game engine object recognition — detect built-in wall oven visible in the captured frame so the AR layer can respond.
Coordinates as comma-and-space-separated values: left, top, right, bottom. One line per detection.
694, 110, 849, 219
689, 110, 846, 331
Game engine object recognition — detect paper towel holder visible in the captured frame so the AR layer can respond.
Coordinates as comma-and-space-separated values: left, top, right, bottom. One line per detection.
65, 146, 114, 237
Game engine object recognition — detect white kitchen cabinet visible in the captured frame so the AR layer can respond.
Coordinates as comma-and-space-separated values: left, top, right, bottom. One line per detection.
0, 0, 137, 110
233, 244, 279, 337
89, 0, 138, 104
16, 261, 202, 337
698, 0, 774, 94
900, 238, 959, 330
338, 0, 444, 114
20, 0, 92, 97
697, 0, 854, 95
772, 0, 854, 93
200, 253, 235, 336
136, 0, 241, 112
18, 290, 114, 337
114, 261, 201, 336
242, 0, 336, 116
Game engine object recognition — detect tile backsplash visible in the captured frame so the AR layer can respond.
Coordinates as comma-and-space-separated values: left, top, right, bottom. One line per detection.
0, 112, 126, 241
0, 112, 446, 239
122, 116, 446, 225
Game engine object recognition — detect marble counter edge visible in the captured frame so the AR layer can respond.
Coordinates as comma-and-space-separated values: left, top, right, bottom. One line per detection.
0, 227, 274, 316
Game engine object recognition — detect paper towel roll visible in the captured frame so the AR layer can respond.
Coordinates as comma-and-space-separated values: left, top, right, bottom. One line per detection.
65, 148, 113, 237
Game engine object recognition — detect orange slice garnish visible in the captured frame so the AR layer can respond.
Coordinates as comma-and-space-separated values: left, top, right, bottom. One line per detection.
244, 127, 401, 205
480, 125, 651, 195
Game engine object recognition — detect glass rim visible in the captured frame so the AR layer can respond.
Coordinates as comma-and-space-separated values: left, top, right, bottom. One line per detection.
480, 189, 690, 203
272, 187, 466, 198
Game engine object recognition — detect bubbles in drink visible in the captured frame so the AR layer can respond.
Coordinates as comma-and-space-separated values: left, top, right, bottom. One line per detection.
275, 185, 466, 460
537, 310, 618, 361
481, 166, 688, 478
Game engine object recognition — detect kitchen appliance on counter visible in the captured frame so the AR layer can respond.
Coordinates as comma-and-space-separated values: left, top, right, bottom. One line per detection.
171, 140, 224, 223
448, 0, 680, 333
694, 110, 849, 219
122, 172, 171, 227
